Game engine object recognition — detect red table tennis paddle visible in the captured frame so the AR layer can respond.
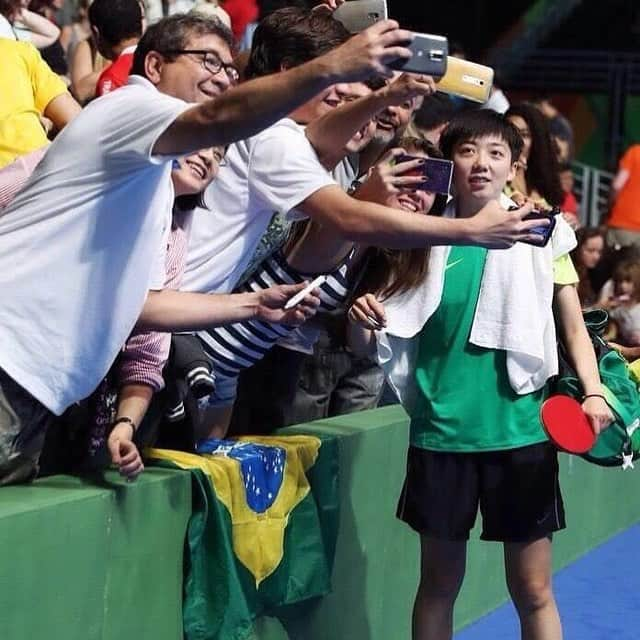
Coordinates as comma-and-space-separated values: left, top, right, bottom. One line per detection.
540, 395, 596, 454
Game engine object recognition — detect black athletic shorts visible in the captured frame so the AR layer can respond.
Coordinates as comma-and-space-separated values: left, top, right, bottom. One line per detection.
397, 442, 566, 542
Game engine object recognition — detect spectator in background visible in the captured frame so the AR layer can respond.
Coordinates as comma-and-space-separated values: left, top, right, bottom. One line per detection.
89, 0, 144, 96
506, 102, 563, 208
409, 91, 454, 146
607, 143, 640, 248
0, 0, 61, 48
27, 0, 69, 75
558, 162, 580, 229
0, 38, 80, 168
532, 94, 574, 159
606, 261, 640, 346
191, 0, 231, 29
222, 0, 258, 42
69, 1, 110, 104
571, 227, 606, 308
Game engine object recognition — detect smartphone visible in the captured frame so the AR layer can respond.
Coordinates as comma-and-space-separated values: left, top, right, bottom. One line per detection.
396, 155, 453, 195
510, 206, 558, 247
332, 0, 388, 33
283, 275, 327, 310
390, 33, 448, 78
436, 57, 494, 103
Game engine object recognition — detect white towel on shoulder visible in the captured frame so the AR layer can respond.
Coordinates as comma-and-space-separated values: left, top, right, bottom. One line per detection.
377, 195, 577, 399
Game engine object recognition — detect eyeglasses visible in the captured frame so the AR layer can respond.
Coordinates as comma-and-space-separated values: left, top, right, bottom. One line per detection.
161, 49, 240, 84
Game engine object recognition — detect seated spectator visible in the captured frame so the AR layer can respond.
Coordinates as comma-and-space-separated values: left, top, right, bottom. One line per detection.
0, 0, 61, 48
0, 38, 80, 168
69, 33, 109, 104
0, 13, 427, 485
571, 227, 606, 308
89, 0, 144, 96
605, 261, 640, 346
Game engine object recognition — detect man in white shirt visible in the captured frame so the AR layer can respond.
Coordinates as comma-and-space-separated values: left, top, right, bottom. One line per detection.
0, 12, 424, 484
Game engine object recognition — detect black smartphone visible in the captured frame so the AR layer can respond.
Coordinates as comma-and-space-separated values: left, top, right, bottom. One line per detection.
510, 206, 558, 247
396, 154, 453, 195
390, 33, 449, 78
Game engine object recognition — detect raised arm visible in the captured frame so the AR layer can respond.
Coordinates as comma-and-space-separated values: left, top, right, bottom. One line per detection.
306, 73, 436, 169
17, 8, 61, 49
152, 20, 414, 155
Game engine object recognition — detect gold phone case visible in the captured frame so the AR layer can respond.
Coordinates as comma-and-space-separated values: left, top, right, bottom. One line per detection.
436, 57, 494, 103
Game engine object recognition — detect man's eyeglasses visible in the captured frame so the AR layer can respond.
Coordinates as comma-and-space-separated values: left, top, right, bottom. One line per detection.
161, 49, 240, 84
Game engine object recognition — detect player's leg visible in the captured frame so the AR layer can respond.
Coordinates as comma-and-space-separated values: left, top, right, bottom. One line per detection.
504, 536, 562, 640
479, 443, 565, 640
413, 535, 467, 640
398, 447, 480, 640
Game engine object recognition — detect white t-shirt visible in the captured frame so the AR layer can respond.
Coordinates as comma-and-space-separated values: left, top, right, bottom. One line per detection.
182, 118, 336, 294
0, 75, 190, 414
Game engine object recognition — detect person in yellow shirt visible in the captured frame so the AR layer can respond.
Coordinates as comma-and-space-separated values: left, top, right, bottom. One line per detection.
0, 38, 80, 168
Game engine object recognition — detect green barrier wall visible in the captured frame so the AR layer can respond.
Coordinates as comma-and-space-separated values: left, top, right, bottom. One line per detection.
0, 469, 191, 640
1, 405, 640, 640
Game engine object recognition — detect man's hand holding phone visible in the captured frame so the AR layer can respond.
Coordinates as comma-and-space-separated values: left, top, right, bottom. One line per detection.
377, 72, 437, 105
325, 20, 414, 81
466, 200, 552, 249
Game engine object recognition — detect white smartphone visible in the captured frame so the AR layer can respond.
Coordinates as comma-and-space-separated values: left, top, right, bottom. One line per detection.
332, 0, 388, 33
283, 275, 327, 310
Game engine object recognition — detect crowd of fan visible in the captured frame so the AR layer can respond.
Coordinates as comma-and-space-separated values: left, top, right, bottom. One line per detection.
0, 0, 635, 482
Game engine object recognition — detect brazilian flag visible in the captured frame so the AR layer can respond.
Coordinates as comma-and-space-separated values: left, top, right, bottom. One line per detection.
148, 434, 339, 640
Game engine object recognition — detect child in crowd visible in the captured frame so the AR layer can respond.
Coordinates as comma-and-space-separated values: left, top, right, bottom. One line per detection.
348, 110, 612, 640
604, 260, 640, 347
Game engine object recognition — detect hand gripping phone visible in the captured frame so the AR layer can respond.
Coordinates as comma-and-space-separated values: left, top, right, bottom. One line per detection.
332, 0, 388, 33
396, 154, 453, 195
389, 33, 448, 78
436, 57, 494, 103
510, 206, 559, 247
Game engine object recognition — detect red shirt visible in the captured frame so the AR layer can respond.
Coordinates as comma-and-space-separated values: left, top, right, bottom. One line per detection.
96, 47, 136, 97
561, 190, 578, 215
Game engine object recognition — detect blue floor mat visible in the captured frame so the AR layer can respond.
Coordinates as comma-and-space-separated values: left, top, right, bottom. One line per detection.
456, 523, 640, 639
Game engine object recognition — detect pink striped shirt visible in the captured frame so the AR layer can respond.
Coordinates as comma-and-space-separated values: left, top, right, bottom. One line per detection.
0, 146, 47, 212
117, 209, 192, 390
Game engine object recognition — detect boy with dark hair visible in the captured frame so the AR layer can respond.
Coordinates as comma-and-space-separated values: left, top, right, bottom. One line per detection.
89, 0, 144, 95
350, 109, 613, 640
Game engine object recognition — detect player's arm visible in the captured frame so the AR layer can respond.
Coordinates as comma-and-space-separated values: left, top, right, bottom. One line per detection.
553, 283, 613, 433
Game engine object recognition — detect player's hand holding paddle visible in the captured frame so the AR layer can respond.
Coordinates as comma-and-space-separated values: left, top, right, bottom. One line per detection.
541, 394, 613, 454
581, 394, 614, 435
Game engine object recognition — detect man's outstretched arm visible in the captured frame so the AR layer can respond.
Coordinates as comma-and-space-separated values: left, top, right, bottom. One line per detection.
153, 20, 413, 155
